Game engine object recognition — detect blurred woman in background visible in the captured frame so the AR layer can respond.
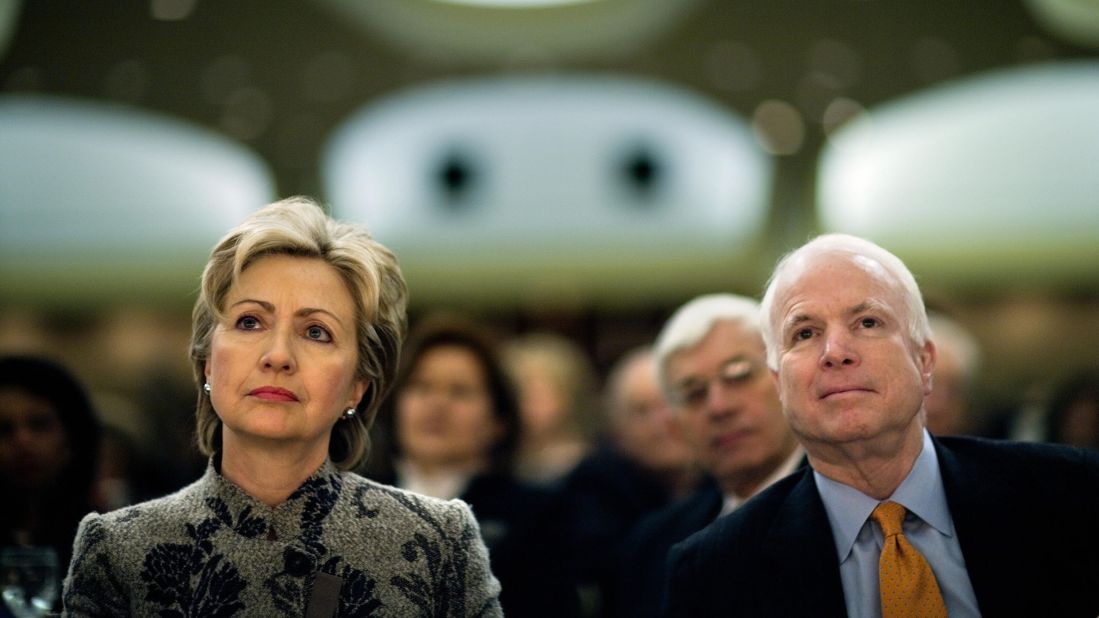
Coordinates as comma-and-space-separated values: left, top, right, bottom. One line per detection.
1045, 370, 1099, 450
0, 354, 102, 591
502, 332, 600, 486
372, 314, 579, 617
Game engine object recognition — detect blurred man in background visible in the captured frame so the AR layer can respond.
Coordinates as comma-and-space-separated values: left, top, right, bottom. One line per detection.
615, 294, 802, 618
561, 345, 699, 617
924, 311, 983, 436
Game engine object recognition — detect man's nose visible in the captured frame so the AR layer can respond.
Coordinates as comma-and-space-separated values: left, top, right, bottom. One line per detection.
704, 380, 738, 418
820, 329, 859, 369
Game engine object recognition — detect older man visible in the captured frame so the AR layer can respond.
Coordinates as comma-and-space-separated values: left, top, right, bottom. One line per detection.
663, 234, 1099, 617
924, 311, 983, 436
616, 294, 802, 618
561, 346, 699, 616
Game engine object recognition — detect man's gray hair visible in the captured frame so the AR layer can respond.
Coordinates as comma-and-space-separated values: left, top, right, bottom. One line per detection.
654, 294, 762, 401
759, 233, 930, 370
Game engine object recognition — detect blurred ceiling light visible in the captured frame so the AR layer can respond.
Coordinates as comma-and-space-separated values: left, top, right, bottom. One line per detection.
150, 0, 198, 21
817, 61, 1099, 286
432, 0, 598, 6
322, 74, 772, 308
310, 0, 703, 64
0, 95, 276, 305
751, 100, 805, 156
1024, 0, 1099, 49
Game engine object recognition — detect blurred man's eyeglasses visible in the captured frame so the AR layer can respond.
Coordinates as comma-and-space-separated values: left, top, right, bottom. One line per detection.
671, 357, 762, 410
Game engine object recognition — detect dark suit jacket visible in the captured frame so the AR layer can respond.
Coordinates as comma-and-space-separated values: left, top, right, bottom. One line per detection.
459, 472, 581, 618
559, 443, 688, 616
663, 436, 1099, 617
615, 478, 724, 618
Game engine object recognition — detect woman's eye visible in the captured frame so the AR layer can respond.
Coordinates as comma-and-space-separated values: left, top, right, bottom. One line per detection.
306, 325, 332, 342
450, 385, 479, 400
860, 317, 879, 328
236, 315, 261, 330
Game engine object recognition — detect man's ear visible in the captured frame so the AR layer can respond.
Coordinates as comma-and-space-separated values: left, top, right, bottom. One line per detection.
770, 368, 789, 406
918, 339, 936, 397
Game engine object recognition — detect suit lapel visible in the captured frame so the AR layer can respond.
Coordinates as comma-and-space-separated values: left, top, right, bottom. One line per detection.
686, 482, 724, 529
934, 438, 1017, 617
762, 470, 847, 616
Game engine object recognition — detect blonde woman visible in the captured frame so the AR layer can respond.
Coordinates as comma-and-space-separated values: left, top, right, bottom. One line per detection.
63, 198, 501, 617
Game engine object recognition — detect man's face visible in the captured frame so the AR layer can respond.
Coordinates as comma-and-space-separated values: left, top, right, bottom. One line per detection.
770, 254, 934, 453
611, 353, 693, 475
924, 342, 968, 435
665, 320, 796, 494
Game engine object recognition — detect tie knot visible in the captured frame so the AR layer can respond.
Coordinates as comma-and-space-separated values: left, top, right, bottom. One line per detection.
871, 501, 907, 537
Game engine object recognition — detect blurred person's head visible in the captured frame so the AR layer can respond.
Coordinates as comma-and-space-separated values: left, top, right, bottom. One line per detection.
0, 355, 101, 499
190, 196, 408, 471
1045, 371, 1099, 450
501, 331, 599, 483
502, 332, 599, 446
655, 294, 797, 498
604, 346, 694, 479
386, 314, 520, 476
925, 312, 982, 436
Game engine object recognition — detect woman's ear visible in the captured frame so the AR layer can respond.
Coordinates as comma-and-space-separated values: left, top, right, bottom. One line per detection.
348, 378, 370, 411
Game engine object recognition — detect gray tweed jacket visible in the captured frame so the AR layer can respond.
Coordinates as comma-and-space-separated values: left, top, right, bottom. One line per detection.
62, 458, 502, 617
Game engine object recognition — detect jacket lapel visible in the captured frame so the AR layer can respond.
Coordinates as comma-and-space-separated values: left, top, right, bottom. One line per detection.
934, 438, 1017, 617
761, 470, 848, 616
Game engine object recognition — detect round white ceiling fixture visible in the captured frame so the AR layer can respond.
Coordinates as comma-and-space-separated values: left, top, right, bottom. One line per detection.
0, 95, 276, 304
817, 61, 1099, 286
323, 74, 772, 307
311, 0, 703, 64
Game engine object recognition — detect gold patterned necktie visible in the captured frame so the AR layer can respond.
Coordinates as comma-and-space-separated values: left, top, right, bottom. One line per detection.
871, 501, 948, 618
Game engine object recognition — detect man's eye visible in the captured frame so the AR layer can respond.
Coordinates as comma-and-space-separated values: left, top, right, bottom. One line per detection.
678, 387, 706, 407
860, 317, 879, 328
794, 328, 813, 341
306, 325, 332, 342
686, 389, 707, 406
721, 360, 754, 383
236, 316, 260, 330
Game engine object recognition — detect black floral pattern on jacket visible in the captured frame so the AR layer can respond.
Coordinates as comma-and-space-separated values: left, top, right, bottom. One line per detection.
62, 458, 501, 617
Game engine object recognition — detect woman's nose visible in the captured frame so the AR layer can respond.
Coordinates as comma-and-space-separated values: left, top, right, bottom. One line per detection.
261, 330, 296, 372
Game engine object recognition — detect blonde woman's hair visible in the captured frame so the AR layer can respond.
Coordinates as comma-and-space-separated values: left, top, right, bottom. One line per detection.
190, 196, 408, 470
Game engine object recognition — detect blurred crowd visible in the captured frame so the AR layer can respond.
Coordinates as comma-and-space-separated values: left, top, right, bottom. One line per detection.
2, 305, 1098, 616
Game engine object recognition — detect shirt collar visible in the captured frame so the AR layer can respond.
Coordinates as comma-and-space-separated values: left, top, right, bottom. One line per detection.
814, 429, 953, 562
720, 446, 805, 517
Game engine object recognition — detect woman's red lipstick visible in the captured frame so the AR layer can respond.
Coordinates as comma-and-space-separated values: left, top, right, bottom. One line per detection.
248, 386, 299, 402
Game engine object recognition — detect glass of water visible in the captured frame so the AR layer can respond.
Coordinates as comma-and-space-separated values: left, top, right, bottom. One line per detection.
1, 546, 59, 618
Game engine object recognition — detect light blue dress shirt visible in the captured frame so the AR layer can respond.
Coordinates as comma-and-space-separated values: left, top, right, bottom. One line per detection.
814, 430, 981, 617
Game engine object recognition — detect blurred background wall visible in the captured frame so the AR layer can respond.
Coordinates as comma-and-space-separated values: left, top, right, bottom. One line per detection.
2, 0, 1098, 483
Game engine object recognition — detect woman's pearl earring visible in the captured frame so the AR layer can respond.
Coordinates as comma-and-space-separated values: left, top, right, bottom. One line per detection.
343, 408, 356, 420
204, 382, 212, 394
